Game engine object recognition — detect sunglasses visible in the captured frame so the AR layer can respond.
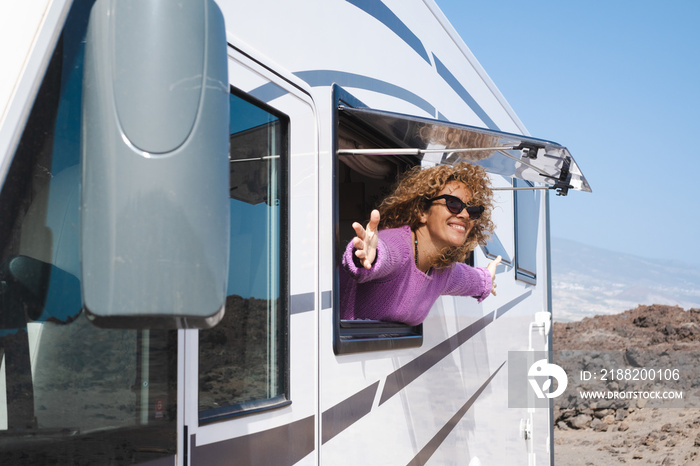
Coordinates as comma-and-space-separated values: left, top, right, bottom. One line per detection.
427, 194, 485, 220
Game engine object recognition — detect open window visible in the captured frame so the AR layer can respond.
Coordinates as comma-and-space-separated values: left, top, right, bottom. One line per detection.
333, 87, 423, 354
332, 86, 591, 354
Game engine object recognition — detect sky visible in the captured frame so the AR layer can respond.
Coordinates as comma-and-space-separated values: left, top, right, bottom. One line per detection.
434, 0, 700, 266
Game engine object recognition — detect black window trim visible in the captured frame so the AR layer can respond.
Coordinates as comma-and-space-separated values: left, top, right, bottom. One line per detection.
332, 85, 423, 355
198, 85, 291, 423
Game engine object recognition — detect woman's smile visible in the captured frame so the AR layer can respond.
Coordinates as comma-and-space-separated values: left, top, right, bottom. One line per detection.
420, 181, 473, 251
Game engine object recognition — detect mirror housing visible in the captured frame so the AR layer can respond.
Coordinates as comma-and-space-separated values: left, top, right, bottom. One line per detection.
81, 0, 230, 328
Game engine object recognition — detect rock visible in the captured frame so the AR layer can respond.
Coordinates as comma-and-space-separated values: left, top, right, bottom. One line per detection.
615, 408, 628, 421
591, 419, 608, 432
569, 414, 592, 429
594, 399, 614, 410
552, 305, 700, 464
559, 408, 576, 420
644, 432, 660, 446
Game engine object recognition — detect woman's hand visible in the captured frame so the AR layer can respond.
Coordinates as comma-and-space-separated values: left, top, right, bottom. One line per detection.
487, 255, 502, 296
352, 210, 380, 270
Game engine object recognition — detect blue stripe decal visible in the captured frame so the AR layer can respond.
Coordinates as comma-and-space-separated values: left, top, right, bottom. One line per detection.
295, 70, 434, 115
345, 0, 431, 64
247, 81, 288, 104
249, 70, 435, 116
432, 54, 499, 130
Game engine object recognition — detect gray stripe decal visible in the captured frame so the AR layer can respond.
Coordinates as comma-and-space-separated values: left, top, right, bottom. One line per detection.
249, 70, 435, 116
296, 70, 435, 116
407, 361, 506, 466
191, 416, 315, 466
322, 292, 525, 439
248, 64, 496, 131
191, 292, 528, 460
379, 291, 531, 405
379, 311, 495, 405
321, 381, 380, 444
291, 292, 315, 315
321, 290, 332, 309
345, 0, 431, 64
247, 80, 289, 103
432, 54, 499, 130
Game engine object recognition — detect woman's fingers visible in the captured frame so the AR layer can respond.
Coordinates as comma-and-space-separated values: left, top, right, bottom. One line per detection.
352, 222, 365, 239
351, 210, 381, 269
367, 210, 380, 234
487, 255, 502, 278
487, 255, 502, 295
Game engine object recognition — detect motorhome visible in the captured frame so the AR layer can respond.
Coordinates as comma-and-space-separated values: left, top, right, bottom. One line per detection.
0, 0, 590, 464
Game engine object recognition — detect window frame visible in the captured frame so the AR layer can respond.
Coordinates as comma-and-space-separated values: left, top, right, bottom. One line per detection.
197, 86, 291, 423
332, 86, 422, 355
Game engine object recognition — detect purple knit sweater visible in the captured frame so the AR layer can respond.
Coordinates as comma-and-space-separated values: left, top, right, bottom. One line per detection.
339, 226, 492, 325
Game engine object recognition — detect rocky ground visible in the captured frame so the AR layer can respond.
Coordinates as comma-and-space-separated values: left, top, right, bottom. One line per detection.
552, 305, 700, 465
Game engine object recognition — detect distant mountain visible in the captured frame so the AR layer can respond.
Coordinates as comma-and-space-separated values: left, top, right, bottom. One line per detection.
550, 237, 700, 322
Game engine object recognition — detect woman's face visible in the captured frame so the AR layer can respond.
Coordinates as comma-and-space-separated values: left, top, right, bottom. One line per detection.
420, 181, 474, 250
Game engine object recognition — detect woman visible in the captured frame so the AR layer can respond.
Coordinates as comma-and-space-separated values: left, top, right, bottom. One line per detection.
339, 162, 501, 326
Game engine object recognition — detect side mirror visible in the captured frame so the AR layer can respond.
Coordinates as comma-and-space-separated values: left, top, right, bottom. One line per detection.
81, 0, 230, 328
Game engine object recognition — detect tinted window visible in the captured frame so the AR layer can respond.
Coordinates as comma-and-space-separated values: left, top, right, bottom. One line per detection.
514, 178, 540, 284
0, 2, 176, 462
198, 91, 289, 421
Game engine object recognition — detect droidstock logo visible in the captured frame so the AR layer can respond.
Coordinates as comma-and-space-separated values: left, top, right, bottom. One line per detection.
527, 359, 568, 399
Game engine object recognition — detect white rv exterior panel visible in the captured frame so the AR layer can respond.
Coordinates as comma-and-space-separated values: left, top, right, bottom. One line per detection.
0, 0, 582, 464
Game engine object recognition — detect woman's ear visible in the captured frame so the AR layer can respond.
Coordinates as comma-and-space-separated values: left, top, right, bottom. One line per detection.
419, 208, 428, 224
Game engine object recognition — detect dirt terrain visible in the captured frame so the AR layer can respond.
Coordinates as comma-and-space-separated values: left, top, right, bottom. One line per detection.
552, 305, 700, 465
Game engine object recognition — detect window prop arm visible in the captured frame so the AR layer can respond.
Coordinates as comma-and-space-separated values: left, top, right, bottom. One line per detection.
337, 146, 574, 196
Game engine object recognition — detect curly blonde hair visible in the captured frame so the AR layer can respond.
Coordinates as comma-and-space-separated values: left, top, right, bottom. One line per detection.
378, 162, 494, 268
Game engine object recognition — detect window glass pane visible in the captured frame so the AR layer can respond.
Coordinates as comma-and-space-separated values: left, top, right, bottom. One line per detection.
514, 179, 540, 283
0, 3, 176, 462
198, 92, 287, 420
